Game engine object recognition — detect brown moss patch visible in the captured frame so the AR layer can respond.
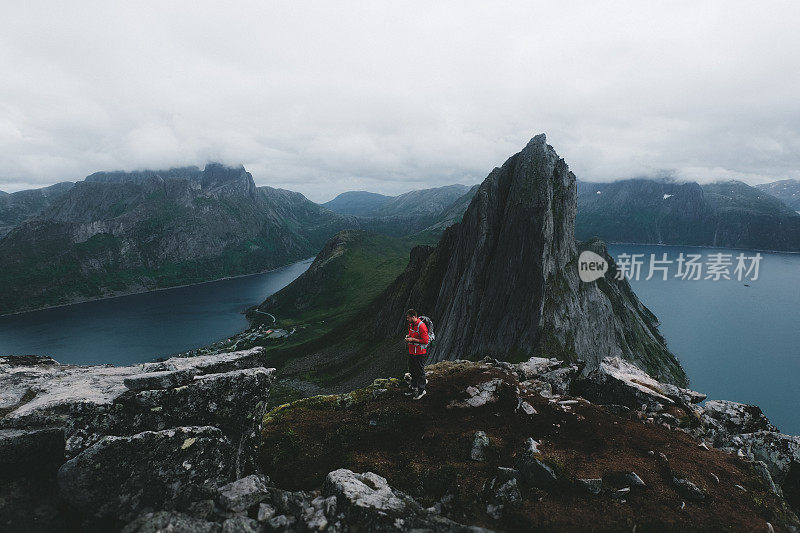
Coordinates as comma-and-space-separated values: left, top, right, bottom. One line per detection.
260, 361, 799, 531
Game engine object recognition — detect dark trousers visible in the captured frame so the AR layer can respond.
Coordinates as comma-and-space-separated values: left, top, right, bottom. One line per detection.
408, 354, 427, 391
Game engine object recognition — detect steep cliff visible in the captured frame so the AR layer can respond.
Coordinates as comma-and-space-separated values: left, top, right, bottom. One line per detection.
367, 135, 686, 385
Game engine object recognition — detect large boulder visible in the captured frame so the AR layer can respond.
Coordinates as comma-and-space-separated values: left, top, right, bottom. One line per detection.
322, 469, 482, 532
127, 367, 273, 434
1, 350, 273, 471
573, 357, 674, 410
700, 400, 779, 447
120, 367, 274, 475
57, 426, 234, 522
515, 357, 563, 380
0, 348, 268, 439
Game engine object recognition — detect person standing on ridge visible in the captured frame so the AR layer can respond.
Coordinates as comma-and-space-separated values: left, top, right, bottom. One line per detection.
404, 309, 429, 400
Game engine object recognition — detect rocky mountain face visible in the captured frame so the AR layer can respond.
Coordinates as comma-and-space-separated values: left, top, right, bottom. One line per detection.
756, 178, 800, 212
367, 135, 686, 385
0, 181, 74, 238
0, 164, 435, 314
577, 178, 800, 251
4, 350, 799, 531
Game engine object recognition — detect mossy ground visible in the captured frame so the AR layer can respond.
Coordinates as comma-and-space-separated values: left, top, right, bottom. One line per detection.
259, 361, 798, 531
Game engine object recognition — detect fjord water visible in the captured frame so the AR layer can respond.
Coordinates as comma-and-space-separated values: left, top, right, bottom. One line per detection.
608, 244, 800, 435
0, 258, 313, 367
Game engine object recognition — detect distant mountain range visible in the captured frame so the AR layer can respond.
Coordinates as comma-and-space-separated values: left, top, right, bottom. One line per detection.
0, 165, 467, 314
4, 162, 799, 315
322, 184, 470, 218
756, 178, 800, 212
576, 178, 800, 251
324, 177, 800, 252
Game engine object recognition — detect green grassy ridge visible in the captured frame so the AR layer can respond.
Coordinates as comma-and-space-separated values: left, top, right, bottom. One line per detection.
256, 230, 438, 327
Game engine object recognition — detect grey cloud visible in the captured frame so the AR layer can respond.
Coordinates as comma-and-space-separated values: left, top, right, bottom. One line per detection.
1, 1, 799, 203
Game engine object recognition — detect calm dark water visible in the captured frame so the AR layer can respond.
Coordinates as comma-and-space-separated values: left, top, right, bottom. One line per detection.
0, 258, 313, 366
608, 244, 800, 435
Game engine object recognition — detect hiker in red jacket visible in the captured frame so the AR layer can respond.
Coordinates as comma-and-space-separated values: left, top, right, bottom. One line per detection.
404, 309, 429, 400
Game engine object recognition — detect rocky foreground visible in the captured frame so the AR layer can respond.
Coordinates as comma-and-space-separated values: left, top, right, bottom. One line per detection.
2, 350, 800, 531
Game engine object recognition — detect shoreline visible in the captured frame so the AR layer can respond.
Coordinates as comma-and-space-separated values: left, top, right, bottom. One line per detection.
0, 256, 315, 318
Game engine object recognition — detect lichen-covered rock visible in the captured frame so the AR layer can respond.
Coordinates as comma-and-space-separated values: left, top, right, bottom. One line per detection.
737, 431, 800, 486
517, 400, 537, 416
136, 367, 273, 433
515, 357, 562, 380
58, 426, 234, 522
0, 350, 273, 477
573, 357, 674, 410
216, 474, 272, 512
257, 502, 276, 522
324, 469, 408, 516
322, 469, 481, 532
470, 431, 491, 461
659, 383, 707, 406
265, 514, 297, 530
493, 478, 522, 507
299, 495, 336, 531
448, 379, 504, 408
538, 365, 579, 396
0, 348, 268, 438
701, 401, 779, 447
124, 367, 274, 475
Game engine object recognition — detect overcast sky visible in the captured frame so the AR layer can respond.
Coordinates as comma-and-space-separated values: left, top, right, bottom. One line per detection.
1, 2, 799, 202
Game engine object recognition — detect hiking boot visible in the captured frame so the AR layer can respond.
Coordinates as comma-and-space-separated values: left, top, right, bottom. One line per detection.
412, 389, 427, 400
